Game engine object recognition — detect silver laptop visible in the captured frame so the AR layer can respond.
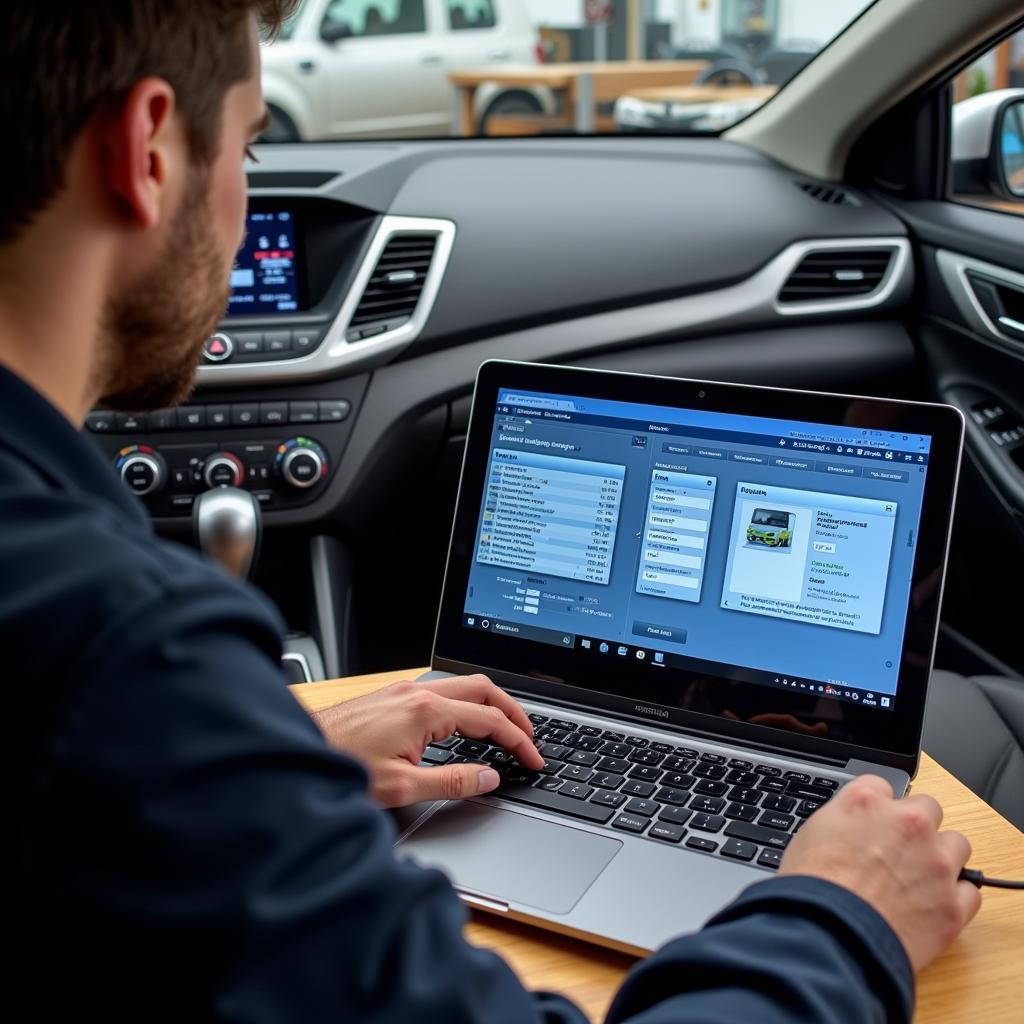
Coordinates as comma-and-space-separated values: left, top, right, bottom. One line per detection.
396, 360, 964, 955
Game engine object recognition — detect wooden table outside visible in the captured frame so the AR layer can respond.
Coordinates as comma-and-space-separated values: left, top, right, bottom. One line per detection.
447, 61, 707, 136
623, 83, 777, 106
293, 668, 1024, 1023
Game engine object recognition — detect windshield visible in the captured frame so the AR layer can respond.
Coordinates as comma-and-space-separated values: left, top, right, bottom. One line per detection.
260, 0, 877, 143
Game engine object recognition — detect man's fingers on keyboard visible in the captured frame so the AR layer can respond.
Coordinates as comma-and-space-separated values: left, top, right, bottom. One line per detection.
438, 699, 544, 769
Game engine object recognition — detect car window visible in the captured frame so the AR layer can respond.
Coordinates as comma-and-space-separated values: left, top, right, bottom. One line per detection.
323, 0, 427, 38
950, 29, 1024, 216
447, 1, 497, 32
261, 0, 877, 143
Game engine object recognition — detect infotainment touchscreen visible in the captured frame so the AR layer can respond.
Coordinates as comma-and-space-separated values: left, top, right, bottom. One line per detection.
227, 209, 300, 316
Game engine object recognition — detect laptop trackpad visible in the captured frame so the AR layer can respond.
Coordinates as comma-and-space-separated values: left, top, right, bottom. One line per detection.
399, 801, 622, 915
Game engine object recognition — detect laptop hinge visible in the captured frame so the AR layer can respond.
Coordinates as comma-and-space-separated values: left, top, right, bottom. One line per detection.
456, 888, 510, 913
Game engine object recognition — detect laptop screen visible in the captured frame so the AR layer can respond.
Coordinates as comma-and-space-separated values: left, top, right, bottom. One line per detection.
435, 362, 963, 764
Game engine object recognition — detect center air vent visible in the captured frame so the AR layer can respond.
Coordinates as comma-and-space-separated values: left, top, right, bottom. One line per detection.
778, 248, 894, 304
345, 233, 438, 341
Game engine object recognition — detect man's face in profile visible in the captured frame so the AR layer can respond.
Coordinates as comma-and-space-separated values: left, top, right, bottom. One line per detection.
99, 20, 265, 412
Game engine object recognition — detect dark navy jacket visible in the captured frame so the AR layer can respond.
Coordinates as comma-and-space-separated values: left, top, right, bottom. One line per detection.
3, 365, 913, 1022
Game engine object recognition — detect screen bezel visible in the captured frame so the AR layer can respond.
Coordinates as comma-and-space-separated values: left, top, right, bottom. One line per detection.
432, 360, 964, 777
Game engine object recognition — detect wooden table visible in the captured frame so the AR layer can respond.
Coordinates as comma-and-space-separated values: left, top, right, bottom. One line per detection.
623, 83, 777, 106
293, 668, 1024, 1023
448, 61, 707, 136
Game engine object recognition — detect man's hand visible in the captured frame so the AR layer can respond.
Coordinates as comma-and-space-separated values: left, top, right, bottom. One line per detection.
311, 674, 543, 808
779, 774, 981, 972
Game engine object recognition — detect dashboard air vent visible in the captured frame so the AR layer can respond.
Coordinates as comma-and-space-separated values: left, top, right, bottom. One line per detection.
795, 181, 857, 206
346, 233, 438, 340
779, 248, 894, 304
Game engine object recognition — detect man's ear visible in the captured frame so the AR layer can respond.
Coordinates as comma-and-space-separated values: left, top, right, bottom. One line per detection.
101, 78, 182, 229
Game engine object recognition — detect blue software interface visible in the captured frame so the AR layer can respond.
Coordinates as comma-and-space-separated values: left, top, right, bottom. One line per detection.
462, 388, 934, 712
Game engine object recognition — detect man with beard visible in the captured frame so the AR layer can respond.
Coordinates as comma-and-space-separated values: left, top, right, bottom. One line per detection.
3, 3, 980, 1022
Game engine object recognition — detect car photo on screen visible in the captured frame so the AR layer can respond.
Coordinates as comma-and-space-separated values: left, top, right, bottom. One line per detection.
745, 507, 795, 549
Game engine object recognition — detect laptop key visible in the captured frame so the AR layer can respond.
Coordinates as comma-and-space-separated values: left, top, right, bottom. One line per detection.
483, 749, 514, 766
692, 763, 728, 780
724, 802, 759, 823
422, 747, 455, 765
433, 736, 460, 749
504, 769, 539, 786
600, 742, 632, 758
721, 839, 757, 862
566, 750, 600, 767
527, 713, 548, 725
690, 796, 725, 815
754, 764, 782, 777
784, 771, 811, 784
759, 811, 795, 832
699, 752, 727, 764
622, 779, 656, 798
654, 786, 691, 806
539, 742, 570, 760
592, 772, 625, 790
624, 798, 660, 817
567, 734, 603, 752
561, 782, 594, 800
546, 729, 572, 743
757, 778, 788, 795
547, 719, 577, 731
591, 789, 626, 808
725, 770, 759, 787
662, 772, 695, 790
757, 849, 783, 870
675, 747, 700, 759
612, 813, 649, 833
724, 822, 792, 849
693, 779, 728, 797
627, 765, 662, 782
536, 777, 564, 792
685, 835, 719, 852
650, 741, 674, 753
649, 821, 686, 843
786, 782, 834, 801
598, 756, 630, 774
602, 731, 625, 742
813, 777, 840, 790
628, 748, 665, 766
495, 784, 615, 824
577, 725, 602, 736
456, 740, 488, 757
663, 755, 695, 773
538, 759, 562, 776
559, 764, 594, 783
728, 786, 762, 806
761, 794, 796, 813
728, 759, 753, 770
658, 805, 693, 826
797, 800, 823, 817
624, 735, 649, 747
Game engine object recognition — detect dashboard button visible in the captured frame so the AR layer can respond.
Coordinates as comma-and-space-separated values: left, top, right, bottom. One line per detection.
207, 405, 231, 427
319, 400, 351, 422
150, 410, 176, 431
116, 412, 148, 432
265, 331, 291, 353
177, 407, 207, 429
253, 490, 275, 506
260, 402, 288, 425
231, 403, 258, 426
235, 332, 264, 354
202, 333, 233, 363
171, 495, 195, 510
292, 328, 321, 352
289, 401, 318, 424
86, 411, 115, 433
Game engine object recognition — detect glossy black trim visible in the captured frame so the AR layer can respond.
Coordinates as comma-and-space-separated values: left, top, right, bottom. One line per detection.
433, 361, 964, 777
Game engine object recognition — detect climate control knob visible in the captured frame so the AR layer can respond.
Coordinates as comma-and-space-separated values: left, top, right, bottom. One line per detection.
276, 437, 327, 490
202, 451, 245, 489
115, 445, 166, 497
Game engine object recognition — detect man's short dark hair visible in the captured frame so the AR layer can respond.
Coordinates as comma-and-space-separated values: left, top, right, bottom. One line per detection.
0, 1, 299, 244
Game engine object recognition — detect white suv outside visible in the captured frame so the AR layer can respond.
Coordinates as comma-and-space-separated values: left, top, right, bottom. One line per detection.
262, 0, 552, 140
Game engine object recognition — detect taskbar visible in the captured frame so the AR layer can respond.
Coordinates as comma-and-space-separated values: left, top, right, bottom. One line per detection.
461, 613, 896, 712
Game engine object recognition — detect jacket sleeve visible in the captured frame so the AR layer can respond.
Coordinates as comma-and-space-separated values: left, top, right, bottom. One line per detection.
606, 875, 913, 1024
24, 581, 911, 1024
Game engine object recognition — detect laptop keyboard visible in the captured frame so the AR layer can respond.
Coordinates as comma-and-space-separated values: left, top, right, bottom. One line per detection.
420, 711, 842, 872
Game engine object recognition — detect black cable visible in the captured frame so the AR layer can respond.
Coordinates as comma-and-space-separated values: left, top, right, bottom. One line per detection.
959, 868, 1024, 889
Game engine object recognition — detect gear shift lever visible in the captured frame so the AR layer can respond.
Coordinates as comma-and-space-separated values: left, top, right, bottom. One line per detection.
193, 487, 261, 580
